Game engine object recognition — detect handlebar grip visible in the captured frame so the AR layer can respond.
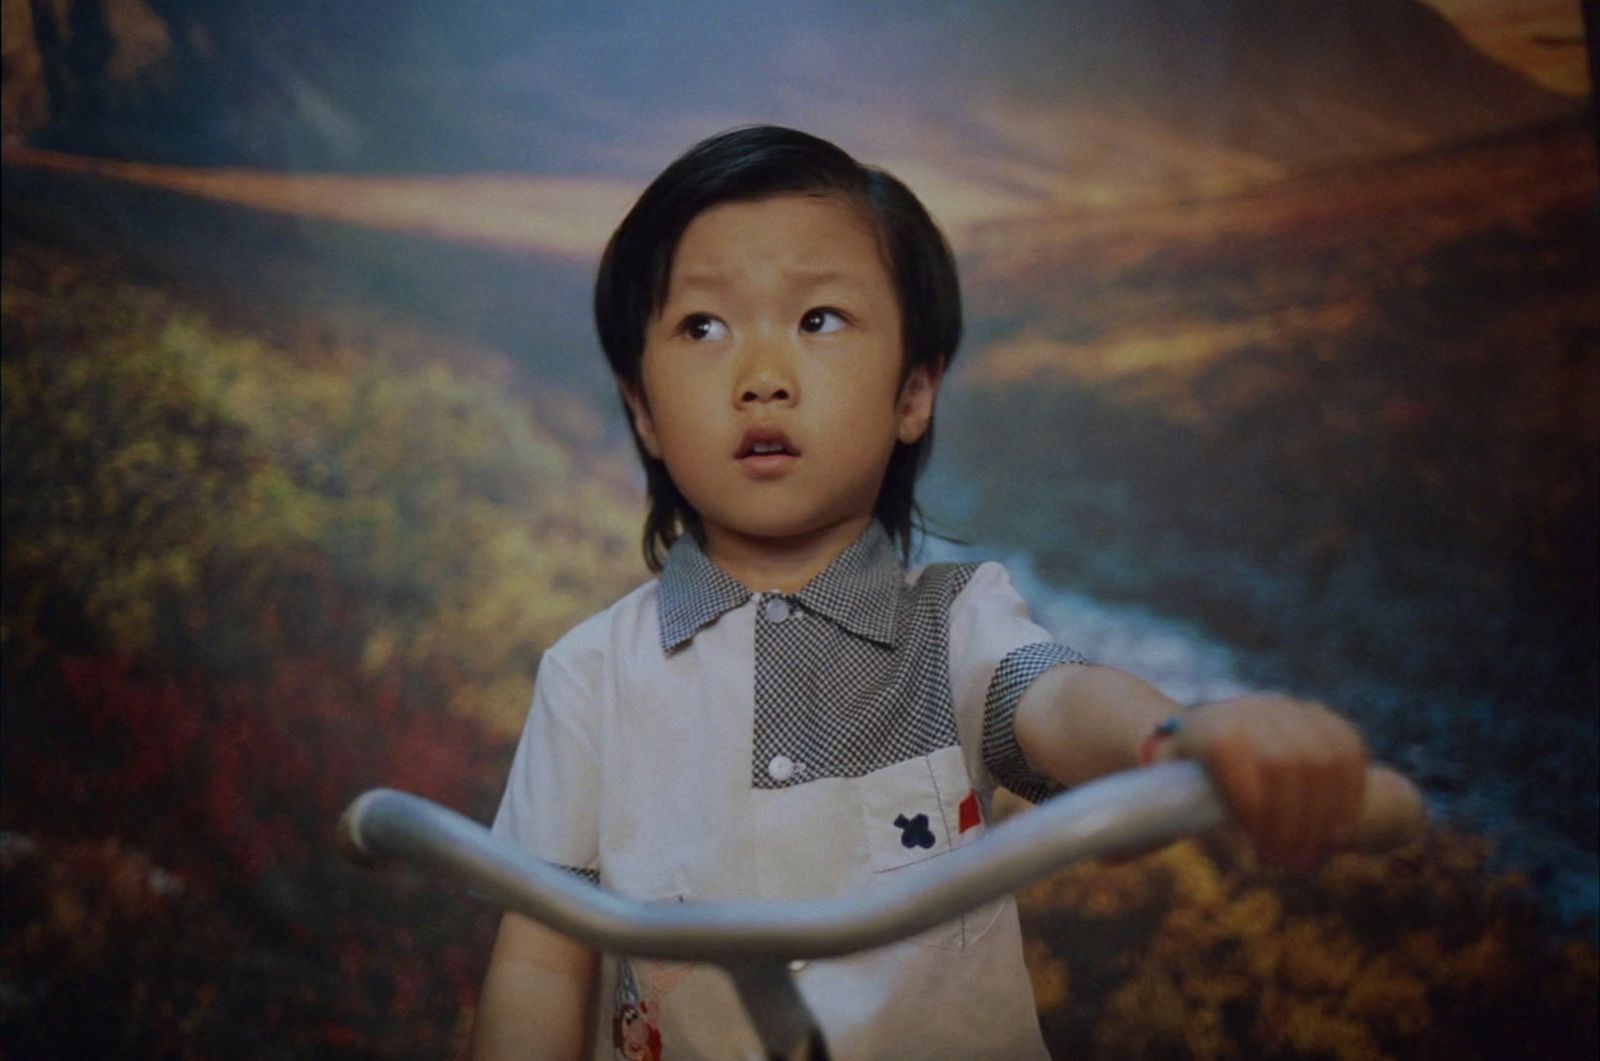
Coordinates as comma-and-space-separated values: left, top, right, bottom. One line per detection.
337, 789, 393, 866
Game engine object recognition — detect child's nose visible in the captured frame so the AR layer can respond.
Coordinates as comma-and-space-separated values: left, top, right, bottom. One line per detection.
734, 340, 797, 405
738, 373, 791, 404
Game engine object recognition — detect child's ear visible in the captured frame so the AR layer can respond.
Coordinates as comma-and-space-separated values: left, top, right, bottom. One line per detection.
895, 363, 942, 445
621, 381, 663, 459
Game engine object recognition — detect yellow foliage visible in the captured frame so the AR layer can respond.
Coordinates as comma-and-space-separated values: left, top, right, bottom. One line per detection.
1017, 847, 1165, 919
1153, 838, 1231, 909
1100, 966, 1242, 1060
1023, 936, 1071, 1012
1263, 993, 1384, 1059
1434, 926, 1514, 994
1345, 953, 1432, 1039
1278, 916, 1362, 995
1022, 827, 1596, 1058
3, 244, 645, 734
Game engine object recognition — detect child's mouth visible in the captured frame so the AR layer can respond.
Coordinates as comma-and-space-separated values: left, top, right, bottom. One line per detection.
735, 428, 799, 474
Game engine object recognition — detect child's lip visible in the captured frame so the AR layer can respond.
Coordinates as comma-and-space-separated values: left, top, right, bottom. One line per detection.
734, 426, 800, 459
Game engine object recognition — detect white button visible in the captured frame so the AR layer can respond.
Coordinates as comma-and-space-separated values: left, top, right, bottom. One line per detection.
763, 597, 792, 623
788, 959, 808, 972
767, 755, 795, 782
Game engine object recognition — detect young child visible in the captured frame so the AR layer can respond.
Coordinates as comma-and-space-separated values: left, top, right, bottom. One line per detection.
472, 126, 1403, 1059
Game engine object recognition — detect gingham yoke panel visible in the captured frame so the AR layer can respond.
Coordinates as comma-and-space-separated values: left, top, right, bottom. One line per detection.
751, 563, 979, 788
981, 642, 1088, 803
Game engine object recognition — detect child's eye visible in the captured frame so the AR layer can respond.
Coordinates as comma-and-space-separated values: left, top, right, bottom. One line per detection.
799, 308, 847, 335
681, 314, 729, 342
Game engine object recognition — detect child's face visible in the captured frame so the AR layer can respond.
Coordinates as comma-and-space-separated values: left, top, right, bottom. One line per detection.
624, 193, 938, 564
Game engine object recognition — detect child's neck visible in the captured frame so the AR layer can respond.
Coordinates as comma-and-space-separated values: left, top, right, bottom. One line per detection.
702, 516, 875, 594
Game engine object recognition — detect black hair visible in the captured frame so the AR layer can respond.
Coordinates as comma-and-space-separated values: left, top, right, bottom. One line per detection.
593, 125, 962, 571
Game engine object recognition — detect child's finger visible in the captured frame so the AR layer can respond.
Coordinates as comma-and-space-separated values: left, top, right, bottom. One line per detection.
1296, 750, 1343, 862
1297, 713, 1361, 856
1180, 712, 1268, 837
1323, 720, 1368, 847
1291, 751, 1343, 866
1257, 734, 1310, 863
1200, 731, 1267, 837
1284, 715, 1366, 864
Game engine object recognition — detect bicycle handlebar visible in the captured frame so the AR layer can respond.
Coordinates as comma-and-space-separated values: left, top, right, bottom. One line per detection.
338, 761, 1424, 963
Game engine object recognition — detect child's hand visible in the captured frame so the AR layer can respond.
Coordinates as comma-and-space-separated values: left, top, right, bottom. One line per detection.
1166, 696, 1368, 869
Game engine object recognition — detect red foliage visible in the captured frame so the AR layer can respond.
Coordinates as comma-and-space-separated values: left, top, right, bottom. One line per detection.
5, 646, 510, 1054
36, 649, 506, 884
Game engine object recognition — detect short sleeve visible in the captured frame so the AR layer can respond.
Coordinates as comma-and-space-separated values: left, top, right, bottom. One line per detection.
490, 643, 602, 882
947, 562, 1087, 803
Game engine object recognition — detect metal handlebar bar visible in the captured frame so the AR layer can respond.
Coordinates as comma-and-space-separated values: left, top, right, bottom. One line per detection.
338, 762, 1422, 1058
340, 762, 1223, 962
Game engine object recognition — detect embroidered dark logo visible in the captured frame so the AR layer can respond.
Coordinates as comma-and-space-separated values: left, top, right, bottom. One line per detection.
893, 813, 936, 850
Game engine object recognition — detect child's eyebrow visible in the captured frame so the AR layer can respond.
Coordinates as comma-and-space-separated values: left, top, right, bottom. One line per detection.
671, 267, 865, 294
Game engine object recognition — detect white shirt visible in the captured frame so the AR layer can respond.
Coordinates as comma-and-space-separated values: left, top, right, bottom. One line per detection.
493, 525, 1083, 1059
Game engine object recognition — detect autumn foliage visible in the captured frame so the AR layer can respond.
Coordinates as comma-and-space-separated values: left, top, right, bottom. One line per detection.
1019, 832, 1597, 1058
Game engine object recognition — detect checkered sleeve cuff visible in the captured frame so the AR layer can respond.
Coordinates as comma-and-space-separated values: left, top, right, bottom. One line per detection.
982, 641, 1086, 803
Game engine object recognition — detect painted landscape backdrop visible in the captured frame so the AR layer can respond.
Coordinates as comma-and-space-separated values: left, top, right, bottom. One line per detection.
3, 0, 1596, 1056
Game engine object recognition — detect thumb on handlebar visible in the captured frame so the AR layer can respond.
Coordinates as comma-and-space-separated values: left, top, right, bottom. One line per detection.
1351, 764, 1427, 851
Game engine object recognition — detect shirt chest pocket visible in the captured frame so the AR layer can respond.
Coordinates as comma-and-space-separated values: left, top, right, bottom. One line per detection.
857, 745, 1004, 950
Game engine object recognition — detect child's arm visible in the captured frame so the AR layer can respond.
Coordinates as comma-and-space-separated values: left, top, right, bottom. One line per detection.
471, 911, 597, 1060
1014, 663, 1406, 866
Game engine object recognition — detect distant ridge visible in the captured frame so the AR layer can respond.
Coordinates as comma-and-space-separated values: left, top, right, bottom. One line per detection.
1015, 0, 1579, 167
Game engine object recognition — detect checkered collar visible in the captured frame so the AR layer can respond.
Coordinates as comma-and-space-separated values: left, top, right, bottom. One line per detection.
657, 524, 904, 654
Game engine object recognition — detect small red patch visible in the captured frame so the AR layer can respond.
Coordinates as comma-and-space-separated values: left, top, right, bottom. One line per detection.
958, 789, 981, 833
